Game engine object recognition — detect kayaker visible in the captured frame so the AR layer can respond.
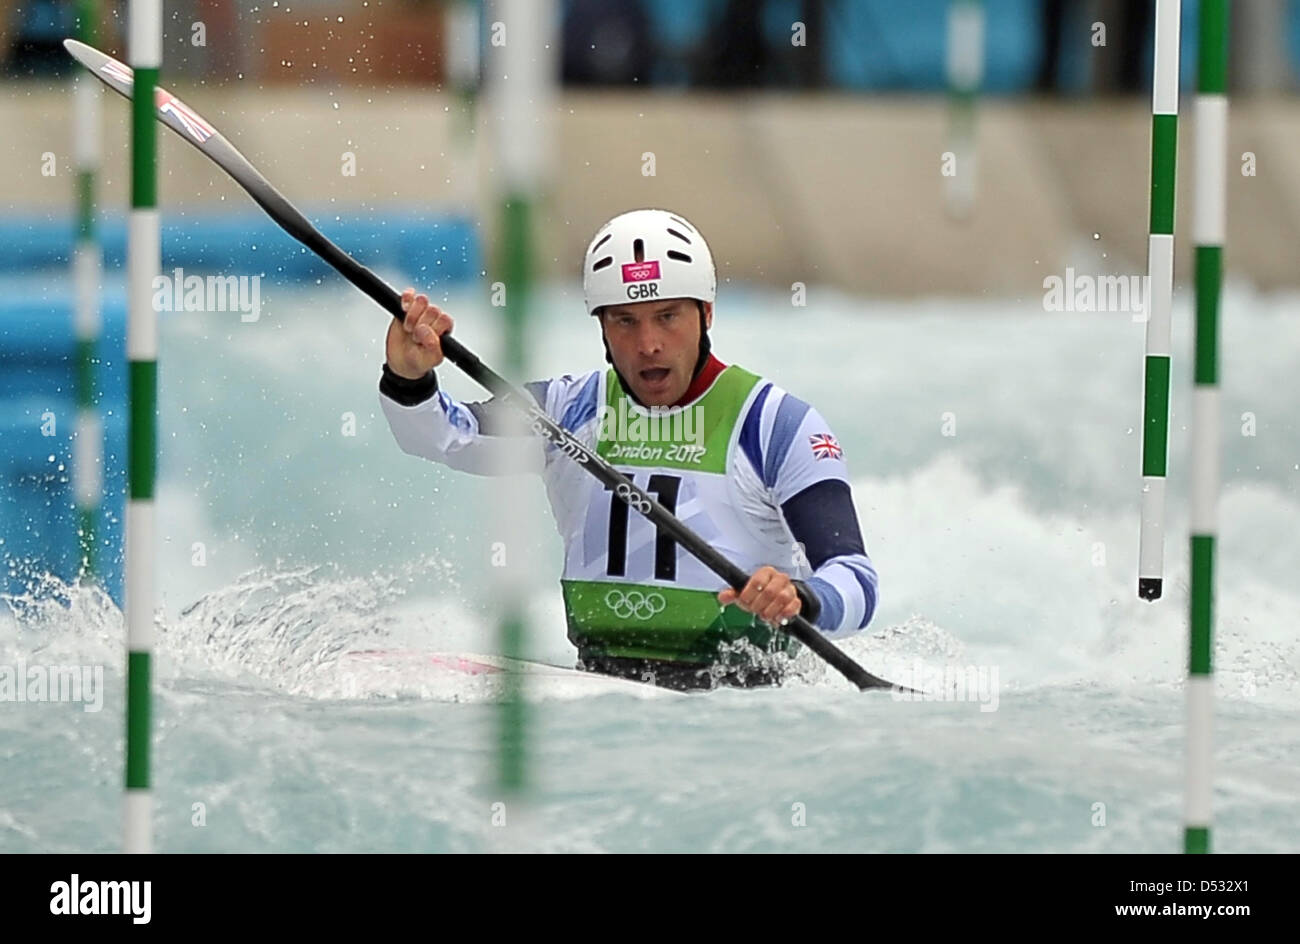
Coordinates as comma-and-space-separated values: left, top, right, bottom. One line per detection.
379, 209, 878, 691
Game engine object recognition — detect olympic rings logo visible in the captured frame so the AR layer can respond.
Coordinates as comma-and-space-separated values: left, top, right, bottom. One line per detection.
603, 589, 667, 621
615, 481, 653, 515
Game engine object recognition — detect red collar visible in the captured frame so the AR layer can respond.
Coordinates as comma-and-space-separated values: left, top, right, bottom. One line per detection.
672, 354, 727, 407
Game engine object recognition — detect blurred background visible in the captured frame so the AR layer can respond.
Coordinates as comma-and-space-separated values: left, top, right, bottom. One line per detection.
5, 0, 1300, 295
1, 0, 1297, 618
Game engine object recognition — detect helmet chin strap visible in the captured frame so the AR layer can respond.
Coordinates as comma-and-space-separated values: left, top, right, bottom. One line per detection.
602, 302, 711, 406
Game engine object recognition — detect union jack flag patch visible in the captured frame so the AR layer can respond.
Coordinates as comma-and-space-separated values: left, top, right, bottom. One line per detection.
158, 92, 216, 143
809, 432, 842, 460
100, 61, 133, 85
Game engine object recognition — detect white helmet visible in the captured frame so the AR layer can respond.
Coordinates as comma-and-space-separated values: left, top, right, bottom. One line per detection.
582, 208, 716, 316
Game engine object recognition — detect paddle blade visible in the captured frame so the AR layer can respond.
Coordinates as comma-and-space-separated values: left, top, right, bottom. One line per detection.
64, 39, 223, 151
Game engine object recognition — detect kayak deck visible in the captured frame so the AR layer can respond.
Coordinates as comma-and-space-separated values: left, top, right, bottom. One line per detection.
340, 649, 682, 699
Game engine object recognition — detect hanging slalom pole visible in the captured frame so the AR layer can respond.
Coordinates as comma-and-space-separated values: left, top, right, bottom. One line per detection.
1138, 0, 1181, 602
124, 0, 161, 854
72, 0, 103, 580
944, 0, 983, 219
1186, 0, 1229, 856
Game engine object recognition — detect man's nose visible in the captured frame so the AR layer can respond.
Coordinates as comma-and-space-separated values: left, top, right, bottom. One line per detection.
636, 323, 663, 355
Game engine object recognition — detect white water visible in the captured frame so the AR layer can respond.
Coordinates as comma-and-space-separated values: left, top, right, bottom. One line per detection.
2, 279, 1298, 851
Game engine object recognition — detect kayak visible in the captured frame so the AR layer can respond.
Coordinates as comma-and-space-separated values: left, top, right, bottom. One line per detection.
340, 649, 682, 700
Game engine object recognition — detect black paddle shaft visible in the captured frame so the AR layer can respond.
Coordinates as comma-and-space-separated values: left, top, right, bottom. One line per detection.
63, 39, 903, 691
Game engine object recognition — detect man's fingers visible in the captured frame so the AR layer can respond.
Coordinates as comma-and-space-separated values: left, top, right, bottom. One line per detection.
718, 567, 804, 626
769, 586, 801, 626
738, 566, 778, 608
389, 290, 453, 374
740, 569, 774, 609
414, 303, 447, 331
404, 293, 429, 332
413, 323, 442, 356
755, 584, 793, 624
428, 309, 453, 337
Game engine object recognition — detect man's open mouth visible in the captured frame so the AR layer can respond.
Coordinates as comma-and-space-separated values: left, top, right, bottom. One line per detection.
640, 367, 671, 383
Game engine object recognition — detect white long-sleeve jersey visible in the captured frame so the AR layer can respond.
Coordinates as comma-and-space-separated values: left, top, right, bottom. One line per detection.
379, 356, 877, 661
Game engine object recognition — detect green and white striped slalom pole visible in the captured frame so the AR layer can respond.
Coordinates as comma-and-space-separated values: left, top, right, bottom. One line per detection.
487, 0, 554, 818
944, 0, 983, 219
446, 1, 481, 242
1138, 0, 1181, 602
1186, 0, 1229, 856
125, 0, 161, 854
73, 0, 103, 578
446, 0, 480, 136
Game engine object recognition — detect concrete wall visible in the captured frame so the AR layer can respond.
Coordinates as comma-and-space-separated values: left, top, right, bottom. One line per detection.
4, 85, 1298, 295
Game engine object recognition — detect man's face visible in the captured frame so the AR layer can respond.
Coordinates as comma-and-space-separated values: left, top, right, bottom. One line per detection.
599, 298, 713, 406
